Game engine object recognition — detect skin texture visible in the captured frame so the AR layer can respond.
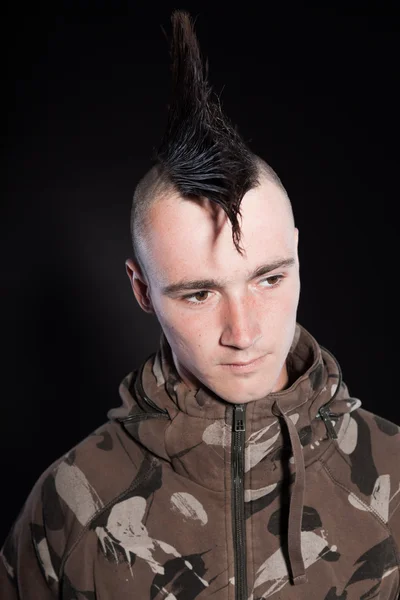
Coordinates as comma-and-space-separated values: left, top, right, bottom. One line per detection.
125, 175, 300, 404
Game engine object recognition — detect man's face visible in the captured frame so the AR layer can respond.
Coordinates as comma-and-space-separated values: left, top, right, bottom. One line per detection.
128, 177, 300, 404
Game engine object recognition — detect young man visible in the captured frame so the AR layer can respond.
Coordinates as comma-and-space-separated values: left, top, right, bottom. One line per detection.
1, 11, 399, 600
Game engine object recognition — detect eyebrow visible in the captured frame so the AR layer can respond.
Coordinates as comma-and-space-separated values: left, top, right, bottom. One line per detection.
161, 257, 296, 296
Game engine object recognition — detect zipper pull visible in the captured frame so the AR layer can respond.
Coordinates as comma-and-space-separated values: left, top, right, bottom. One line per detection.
318, 405, 338, 439
233, 405, 246, 432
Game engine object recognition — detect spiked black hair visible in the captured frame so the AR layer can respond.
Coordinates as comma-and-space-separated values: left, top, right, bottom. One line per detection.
154, 10, 260, 254
131, 10, 280, 271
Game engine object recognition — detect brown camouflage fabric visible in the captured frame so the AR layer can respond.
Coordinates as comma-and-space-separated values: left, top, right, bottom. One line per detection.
1, 323, 399, 599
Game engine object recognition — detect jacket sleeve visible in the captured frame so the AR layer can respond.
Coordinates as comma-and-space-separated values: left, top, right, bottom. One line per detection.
0, 472, 61, 599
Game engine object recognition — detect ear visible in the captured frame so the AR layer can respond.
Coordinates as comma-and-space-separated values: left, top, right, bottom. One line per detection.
125, 258, 154, 314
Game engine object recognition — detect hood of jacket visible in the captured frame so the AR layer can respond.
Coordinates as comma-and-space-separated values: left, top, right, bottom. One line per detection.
109, 323, 359, 472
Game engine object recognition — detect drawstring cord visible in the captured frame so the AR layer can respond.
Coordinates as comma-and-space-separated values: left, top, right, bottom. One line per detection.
274, 399, 307, 585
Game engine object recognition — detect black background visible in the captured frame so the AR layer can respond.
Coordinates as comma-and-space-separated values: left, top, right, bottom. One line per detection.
3, 4, 398, 544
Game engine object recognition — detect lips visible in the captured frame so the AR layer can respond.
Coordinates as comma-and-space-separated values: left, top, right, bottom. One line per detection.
223, 355, 264, 366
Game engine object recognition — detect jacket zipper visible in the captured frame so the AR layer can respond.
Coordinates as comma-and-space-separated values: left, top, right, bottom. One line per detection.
232, 404, 247, 600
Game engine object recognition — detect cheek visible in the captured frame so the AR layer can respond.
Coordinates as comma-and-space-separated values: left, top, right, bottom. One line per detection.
258, 286, 299, 332
154, 300, 213, 350
277, 279, 300, 313
155, 295, 215, 331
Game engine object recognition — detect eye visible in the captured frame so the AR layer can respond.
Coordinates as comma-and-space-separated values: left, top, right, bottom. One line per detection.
259, 274, 284, 287
182, 290, 211, 304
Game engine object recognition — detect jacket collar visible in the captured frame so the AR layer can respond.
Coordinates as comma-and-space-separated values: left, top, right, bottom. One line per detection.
111, 322, 359, 473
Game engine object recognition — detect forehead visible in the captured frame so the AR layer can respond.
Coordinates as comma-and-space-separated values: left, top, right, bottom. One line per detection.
143, 179, 295, 284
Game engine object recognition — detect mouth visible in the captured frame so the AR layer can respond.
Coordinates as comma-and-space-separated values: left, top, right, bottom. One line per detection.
221, 354, 266, 372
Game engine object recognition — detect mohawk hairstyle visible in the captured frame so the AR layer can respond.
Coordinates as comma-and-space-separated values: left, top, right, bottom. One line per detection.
131, 10, 286, 273
154, 10, 260, 254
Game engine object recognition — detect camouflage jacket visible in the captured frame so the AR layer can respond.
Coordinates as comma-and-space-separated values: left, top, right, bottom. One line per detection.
1, 324, 400, 599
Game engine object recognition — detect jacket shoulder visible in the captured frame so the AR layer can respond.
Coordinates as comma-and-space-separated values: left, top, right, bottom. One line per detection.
355, 408, 400, 479
9, 421, 147, 559
356, 408, 400, 532
1, 420, 148, 593
325, 407, 400, 544
42, 419, 147, 532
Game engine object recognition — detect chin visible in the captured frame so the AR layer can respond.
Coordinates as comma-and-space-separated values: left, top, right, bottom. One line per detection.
213, 381, 275, 405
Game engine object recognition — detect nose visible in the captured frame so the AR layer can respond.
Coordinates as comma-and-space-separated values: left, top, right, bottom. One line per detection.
219, 295, 262, 350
